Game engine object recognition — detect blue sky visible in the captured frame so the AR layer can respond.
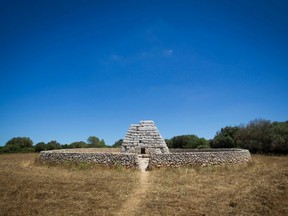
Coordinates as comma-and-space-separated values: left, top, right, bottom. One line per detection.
1, 0, 287, 145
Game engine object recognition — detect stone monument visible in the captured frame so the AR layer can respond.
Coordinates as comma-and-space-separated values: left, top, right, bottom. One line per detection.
121, 120, 169, 154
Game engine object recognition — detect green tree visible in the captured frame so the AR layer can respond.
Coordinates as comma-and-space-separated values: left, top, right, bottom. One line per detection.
268, 121, 288, 153
61, 144, 72, 149
69, 141, 87, 148
170, 135, 208, 148
3, 137, 34, 153
6, 137, 33, 148
197, 137, 210, 149
112, 139, 123, 148
236, 119, 272, 153
87, 136, 106, 148
35, 142, 47, 152
165, 139, 173, 148
211, 126, 240, 148
46, 140, 61, 150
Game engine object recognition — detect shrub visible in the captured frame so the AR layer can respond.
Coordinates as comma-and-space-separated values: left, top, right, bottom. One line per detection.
69, 141, 87, 148
3, 137, 34, 153
87, 136, 107, 148
46, 141, 61, 150
112, 139, 123, 148
170, 135, 209, 149
211, 126, 239, 148
6, 137, 33, 148
35, 142, 47, 152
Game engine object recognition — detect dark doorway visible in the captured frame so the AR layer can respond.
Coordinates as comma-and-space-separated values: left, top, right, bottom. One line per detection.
141, 148, 145, 154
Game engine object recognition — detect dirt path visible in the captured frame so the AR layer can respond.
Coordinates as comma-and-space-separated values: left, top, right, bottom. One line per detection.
116, 157, 150, 216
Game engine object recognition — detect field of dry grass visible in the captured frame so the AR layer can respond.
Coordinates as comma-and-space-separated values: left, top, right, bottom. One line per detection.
0, 153, 138, 216
0, 153, 287, 216
135, 155, 288, 216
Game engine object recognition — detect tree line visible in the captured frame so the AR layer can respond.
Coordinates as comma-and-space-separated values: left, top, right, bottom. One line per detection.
165, 119, 288, 154
1, 119, 287, 154
210, 119, 288, 154
0, 136, 108, 153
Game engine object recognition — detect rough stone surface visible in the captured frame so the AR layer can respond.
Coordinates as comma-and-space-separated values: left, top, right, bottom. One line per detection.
39, 149, 138, 168
121, 120, 169, 154
39, 148, 251, 169
147, 149, 252, 169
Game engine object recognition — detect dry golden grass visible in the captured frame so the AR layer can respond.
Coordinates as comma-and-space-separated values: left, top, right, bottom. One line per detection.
135, 155, 288, 216
0, 153, 287, 216
0, 153, 138, 216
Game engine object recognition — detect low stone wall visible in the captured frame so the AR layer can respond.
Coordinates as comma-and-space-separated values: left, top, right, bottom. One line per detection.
147, 149, 251, 169
39, 149, 138, 168
39, 148, 251, 169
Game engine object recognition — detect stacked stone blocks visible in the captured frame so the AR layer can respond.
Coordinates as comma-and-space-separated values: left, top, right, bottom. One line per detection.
147, 149, 251, 169
121, 120, 169, 154
38, 148, 251, 169
39, 150, 138, 168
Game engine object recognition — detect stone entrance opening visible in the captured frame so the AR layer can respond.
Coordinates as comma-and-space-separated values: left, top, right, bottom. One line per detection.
141, 148, 145, 154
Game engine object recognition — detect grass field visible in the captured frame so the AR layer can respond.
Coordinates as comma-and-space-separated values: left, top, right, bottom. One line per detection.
0, 153, 287, 216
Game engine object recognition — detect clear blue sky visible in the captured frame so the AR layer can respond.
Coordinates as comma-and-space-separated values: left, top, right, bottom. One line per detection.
1, 0, 287, 146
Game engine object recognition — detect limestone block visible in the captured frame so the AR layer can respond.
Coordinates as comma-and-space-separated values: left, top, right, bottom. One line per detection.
122, 120, 169, 154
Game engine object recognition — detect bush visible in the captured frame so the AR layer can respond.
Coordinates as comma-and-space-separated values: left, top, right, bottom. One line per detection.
46, 141, 61, 150
236, 119, 272, 153
236, 119, 288, 154
165, 139, 173, 148
211, 126, 239, 148
87, 136, 107, 148
3, 137, 34, 153
18, 147, 35, 153
35, 142, 47, 152
6, 137, 33, 148
268, 121, 288, 153
69, 141, 87, 148
112, 139, 123, 148
209, 119, 288, 154
169, 135, 209, 149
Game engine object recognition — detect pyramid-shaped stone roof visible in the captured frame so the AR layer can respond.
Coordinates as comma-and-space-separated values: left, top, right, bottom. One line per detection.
121, 120, 169, 154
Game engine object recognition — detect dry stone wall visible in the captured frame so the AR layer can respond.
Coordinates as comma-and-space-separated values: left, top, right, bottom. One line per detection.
122, 120, 169, 154
147, 149, 251, 169
39, 149, 138, 168
39, 148, 251, 169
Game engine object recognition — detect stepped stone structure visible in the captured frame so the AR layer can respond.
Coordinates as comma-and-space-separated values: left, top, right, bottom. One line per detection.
121, 120, 169, 154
